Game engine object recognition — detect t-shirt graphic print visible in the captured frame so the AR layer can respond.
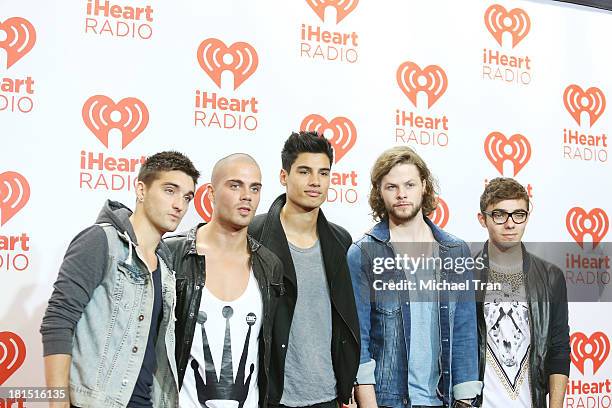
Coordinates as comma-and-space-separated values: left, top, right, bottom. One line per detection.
180, 270, 263, 408
483, 264, 532, 407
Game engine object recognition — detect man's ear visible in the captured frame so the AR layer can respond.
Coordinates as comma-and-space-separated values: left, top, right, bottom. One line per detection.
477, 212, 487, 228
206, 183, 215, 206
279, 168, 288, 187
136, 180, 146, 202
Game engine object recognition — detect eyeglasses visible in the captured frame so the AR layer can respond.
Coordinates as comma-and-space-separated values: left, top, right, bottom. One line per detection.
482, 209, 529, 225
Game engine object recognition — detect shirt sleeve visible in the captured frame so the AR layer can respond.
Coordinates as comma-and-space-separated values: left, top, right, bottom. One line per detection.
40, 225, 109, 356
347, 243, 376, 384
545, 266, 570, 376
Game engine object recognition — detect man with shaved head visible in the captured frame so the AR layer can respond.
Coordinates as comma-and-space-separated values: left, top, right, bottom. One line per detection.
166, 153, 284, 408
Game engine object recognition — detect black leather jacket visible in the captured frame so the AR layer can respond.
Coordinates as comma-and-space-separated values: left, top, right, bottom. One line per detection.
248, 194, 361, 405
475, 243, 570, 407
165, 224, 284, 407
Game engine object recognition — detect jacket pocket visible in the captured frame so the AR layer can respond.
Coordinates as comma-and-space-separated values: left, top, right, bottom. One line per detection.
373, 269, 402, 314
270, 282, 285, 297
117, 261, 147, 285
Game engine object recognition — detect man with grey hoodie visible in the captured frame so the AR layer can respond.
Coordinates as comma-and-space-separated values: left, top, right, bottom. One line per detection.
40, 151, 200, 408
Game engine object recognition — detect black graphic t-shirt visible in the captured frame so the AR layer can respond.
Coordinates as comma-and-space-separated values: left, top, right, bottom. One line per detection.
180, 269, 263, 408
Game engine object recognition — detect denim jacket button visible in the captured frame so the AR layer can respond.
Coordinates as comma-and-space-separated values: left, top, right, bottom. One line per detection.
138, 314, 144, 321
189, 312, 194, 317
195, 285, 200, 290
122, 379, 128, 386
132, 346, 138, 353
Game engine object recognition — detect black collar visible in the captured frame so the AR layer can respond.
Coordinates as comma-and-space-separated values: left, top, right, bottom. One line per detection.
182, 222, 261, 257
260, 194, 346, 288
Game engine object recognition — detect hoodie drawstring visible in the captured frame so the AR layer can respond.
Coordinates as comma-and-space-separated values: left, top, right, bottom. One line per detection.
124, 230, 134, 265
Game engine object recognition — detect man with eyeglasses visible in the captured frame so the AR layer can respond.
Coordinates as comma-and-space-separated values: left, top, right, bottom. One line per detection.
474, 177, 570, 408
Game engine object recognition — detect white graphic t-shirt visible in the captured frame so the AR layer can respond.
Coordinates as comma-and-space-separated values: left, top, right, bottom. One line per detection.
483, 261, 532, 408
180, 269, 263, 408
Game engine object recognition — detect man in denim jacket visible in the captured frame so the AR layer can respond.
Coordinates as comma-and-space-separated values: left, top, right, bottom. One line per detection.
40, 152, 199, 408
348, 147, 481, 408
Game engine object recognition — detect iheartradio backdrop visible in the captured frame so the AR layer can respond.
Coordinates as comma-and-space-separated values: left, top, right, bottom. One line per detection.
1, 0, 612, 406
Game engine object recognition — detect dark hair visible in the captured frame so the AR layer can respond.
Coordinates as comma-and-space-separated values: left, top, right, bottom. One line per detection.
480, 177, 529, 212
369, 146, 438, 221
138, 151, 200, 186
281, 131, 334, 173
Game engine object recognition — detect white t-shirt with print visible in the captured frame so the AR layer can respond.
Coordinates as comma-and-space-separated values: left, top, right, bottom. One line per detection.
180, 269, 263, 408
483, 261, 532, 408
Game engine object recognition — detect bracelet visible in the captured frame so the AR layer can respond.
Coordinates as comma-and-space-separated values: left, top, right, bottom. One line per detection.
452, 400, 474, 408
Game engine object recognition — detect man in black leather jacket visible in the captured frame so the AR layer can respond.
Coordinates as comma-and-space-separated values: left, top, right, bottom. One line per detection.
248, 131, 360, 407
475, 177, 570, 408
166, 154, 284, 408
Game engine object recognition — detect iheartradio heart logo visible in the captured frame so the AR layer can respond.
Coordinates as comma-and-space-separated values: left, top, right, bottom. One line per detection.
566, 207, 609, 249
397, 61, 447, 109
0, 171, 30, 226
305, 0, 359, 24
0, 17, 36, 69
427, 196, 449, 229
300, 114, 357, 163
197, 38, 258, 90
484, 4, 530, 48
0, 332, 26, 385
82, 95, 149, 149
195, 183, 213, 223
484, 132, 531, 176
571, 331, 610, 375
563, 85, 606, 128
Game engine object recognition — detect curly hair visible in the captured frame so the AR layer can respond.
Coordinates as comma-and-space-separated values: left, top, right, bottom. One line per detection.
480, 177, 529, 212
369, 146, 438, 221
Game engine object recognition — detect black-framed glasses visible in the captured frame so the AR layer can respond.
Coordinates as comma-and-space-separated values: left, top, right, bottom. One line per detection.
482, 209, 529, 225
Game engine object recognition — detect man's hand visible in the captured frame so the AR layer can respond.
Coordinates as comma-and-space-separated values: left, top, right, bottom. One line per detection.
44, 354, 71, 408
354, 384, 378, 408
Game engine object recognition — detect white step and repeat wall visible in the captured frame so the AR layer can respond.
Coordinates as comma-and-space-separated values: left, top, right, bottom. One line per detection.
1, 0, 611, 406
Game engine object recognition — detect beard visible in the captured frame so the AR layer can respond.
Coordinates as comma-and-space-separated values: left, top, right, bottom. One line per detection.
387, 201, 423, 223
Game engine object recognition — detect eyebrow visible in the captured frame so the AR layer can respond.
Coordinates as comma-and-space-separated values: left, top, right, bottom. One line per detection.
227, 179, 262, 187
162, 182, 195, 196
296, 165, 330, 172
383, 179, 416, 186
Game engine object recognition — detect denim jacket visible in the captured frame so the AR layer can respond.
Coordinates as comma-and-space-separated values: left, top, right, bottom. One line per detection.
69, 224, 179, 407
347, 217, 481, 407
41, 201, 178, 408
